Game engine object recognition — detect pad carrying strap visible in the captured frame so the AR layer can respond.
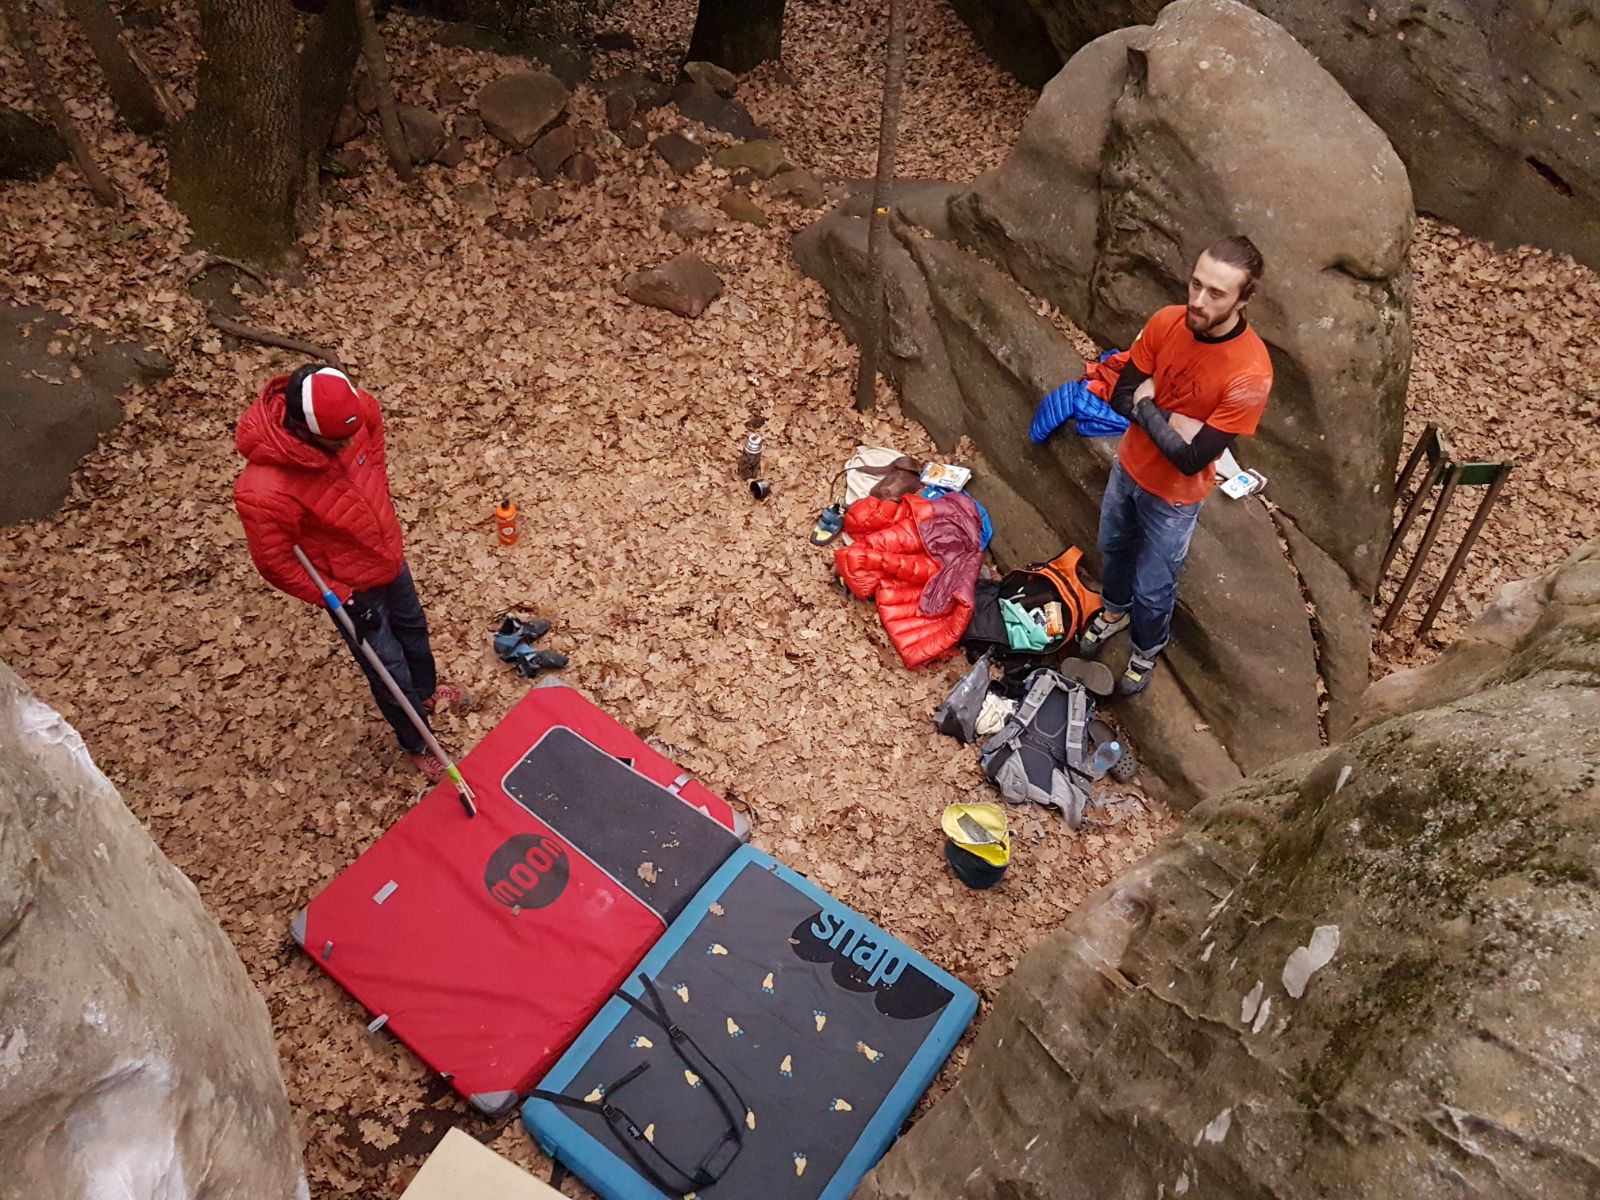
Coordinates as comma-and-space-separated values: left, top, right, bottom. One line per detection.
530, 975, 748, 1194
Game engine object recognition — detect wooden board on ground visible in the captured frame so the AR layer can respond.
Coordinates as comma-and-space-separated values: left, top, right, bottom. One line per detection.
400, 1128, 563, 1199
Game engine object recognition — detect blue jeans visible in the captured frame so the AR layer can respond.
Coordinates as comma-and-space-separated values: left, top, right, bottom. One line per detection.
1096, 462, 1201, 658
333, 564, 438, 753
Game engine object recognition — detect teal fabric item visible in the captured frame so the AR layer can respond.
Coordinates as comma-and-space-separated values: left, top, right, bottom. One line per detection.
999, 598, 1050, 651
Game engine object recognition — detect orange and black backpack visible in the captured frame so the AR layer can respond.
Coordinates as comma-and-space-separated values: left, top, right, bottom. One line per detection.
960, 546, 1103, 659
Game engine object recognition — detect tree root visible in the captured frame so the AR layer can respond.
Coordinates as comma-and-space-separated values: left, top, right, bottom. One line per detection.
185, 255, 269, 286
207, 313, 342, 370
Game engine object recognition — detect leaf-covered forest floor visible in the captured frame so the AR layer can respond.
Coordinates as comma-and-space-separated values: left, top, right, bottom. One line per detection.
1, 0, 1595, 1194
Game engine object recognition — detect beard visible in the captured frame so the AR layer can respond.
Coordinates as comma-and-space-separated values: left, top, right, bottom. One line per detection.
1187, 303, 1241, 335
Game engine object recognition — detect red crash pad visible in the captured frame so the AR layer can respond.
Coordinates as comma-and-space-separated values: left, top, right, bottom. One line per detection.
291, 682, 745, 1114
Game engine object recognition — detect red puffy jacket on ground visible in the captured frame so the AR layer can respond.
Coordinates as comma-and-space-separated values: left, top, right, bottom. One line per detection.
234, 375, 406, 607
834, 492, 984, 668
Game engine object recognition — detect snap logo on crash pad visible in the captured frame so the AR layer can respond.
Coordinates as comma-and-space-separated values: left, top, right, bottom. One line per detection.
485, 832, 570, 909
790, 910, 952, 1021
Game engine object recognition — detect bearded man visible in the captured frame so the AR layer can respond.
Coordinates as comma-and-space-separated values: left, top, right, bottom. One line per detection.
1079, 236, 1274, 696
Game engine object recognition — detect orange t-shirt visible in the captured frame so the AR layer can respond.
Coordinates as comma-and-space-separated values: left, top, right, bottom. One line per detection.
1117, 305, 1273, 505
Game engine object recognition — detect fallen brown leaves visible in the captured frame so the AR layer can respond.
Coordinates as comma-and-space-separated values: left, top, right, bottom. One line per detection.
1373, 217, 1600, 673
1, 3, 1150, 1195
2, 1, 1588, 1196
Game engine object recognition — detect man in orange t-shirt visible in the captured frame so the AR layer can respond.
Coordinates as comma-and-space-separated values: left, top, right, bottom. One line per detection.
1079, 236, 1273, 695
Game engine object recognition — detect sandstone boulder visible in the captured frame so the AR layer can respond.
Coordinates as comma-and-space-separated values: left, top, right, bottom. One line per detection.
476, 71, 569, 149
622, 253, 724, 318
1011, 0, 1600, 270
796, 214, 1305, 806
797, 0, 1412, 801
435, 137, 468, 168
859, 540, 1600, 1200
0, 662, 305, 1198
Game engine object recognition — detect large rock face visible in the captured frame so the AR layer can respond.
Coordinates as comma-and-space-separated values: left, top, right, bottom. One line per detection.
0, 662, 305, 1198
857, 541, 1600, 1200
980, 0, 1600, 270
796, 0, 1412, 806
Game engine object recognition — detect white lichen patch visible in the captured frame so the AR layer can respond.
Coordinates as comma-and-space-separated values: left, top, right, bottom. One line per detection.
1283, 926, 1341, 999
1241, 980, 1265, 1024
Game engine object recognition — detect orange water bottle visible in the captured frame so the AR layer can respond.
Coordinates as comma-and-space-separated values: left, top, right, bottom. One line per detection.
495, 499, 518, 546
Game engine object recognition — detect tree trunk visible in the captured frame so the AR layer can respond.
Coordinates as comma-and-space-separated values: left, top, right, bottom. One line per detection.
0, 0, 122, 206
354, 0, 413, 181
168, 0, 301, 265
686, 0, 785, 74
296, 0, 361, 231
853, 0, 907, 412
62, 0, 170, 136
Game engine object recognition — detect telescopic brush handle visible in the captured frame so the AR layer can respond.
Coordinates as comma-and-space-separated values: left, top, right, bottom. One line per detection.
291, 545, 477, 817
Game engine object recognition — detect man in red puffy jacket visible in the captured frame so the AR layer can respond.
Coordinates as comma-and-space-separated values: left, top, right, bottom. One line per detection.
234, 364, 470, 780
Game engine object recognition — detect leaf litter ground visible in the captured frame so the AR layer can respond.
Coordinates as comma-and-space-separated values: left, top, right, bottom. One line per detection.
0, 0, 1594, 1193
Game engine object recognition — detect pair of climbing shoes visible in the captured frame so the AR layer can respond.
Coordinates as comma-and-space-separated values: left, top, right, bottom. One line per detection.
494, 615, 569, 678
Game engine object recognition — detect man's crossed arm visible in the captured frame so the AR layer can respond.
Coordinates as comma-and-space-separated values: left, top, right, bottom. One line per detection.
1107, 363, 1236, 477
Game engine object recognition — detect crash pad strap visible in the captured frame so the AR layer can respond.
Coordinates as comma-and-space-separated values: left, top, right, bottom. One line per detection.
529, 975, 747, 1194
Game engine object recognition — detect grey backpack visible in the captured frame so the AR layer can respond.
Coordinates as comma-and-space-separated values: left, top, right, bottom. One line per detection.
978, 668, 1093, 828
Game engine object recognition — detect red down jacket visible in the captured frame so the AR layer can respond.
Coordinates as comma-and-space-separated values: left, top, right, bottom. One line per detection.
834, 492, 984, 668
234, 375, 405, 607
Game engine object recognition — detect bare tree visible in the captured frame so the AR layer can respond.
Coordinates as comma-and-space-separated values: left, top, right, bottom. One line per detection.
853, 0, 907, 412
0, 0, 122, 206
354, 0, 413, 181
687, 0, 785, 74
62, 0, 174, 136
168, 0, 301, 264
297, 0, 361, 230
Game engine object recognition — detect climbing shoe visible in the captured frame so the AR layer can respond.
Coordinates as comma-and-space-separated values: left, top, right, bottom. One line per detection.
509, 645, 570, 678
1117, 652, 1159, 697
408, 751, 448, 782
1078, 610, 1129, 660
425, 682, 475, 713
494, 615, 552, 660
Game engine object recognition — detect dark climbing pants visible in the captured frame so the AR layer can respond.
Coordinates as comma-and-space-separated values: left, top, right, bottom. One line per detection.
332, 564, 438, 754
